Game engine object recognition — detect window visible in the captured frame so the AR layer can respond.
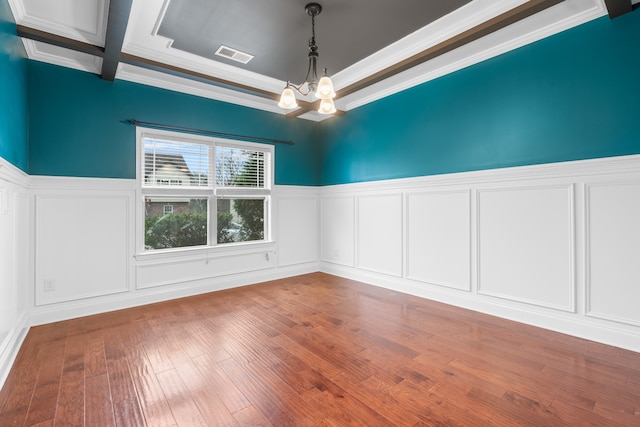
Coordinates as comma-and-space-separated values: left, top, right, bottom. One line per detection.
138, 128, 272, 252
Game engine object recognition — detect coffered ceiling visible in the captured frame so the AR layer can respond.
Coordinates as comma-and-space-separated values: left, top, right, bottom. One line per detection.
7, 0, 636, 121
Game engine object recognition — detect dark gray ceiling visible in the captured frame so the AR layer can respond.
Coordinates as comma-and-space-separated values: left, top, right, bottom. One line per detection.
158, 0, 472, 83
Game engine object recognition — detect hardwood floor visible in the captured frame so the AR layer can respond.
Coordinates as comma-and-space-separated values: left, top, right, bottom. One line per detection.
1, 272, 639, 426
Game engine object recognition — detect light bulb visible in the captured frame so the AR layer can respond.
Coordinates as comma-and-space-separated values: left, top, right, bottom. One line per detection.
315, 76, 336, 99
278, 87, 298, 109
318, 98, 336, 114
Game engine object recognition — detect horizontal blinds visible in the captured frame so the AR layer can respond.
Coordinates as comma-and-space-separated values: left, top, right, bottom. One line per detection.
143, 138, 211, 188
216, 146, 266, 189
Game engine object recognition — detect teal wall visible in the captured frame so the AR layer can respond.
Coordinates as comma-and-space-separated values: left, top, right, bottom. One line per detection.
320, 10, 640, 185
0, 0, 27, 171
28, 62, 322, 185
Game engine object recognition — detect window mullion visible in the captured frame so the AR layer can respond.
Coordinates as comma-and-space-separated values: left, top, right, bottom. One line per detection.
210, 143, 216, 246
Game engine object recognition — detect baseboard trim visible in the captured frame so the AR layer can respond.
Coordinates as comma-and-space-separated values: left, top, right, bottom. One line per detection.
29, 263, 319, 326
0, 313, 30, 392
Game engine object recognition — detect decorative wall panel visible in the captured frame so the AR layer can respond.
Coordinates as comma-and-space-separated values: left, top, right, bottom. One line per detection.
406, 190, 471, 290
357, 193, 403, 277
0, 186, 16, 349
136, 250, 274, 290
477, 185, 574, 311
35, 193, 131, 305
320, 196, 355, 267
277, 196, 318, 267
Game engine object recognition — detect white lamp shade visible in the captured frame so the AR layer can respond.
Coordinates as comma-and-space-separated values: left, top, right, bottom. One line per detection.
318, 98, 337, 114
278, 87, 298, 109
315, 76, 336, 99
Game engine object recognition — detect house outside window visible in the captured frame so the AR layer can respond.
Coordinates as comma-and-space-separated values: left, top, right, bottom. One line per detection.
137, 127, 273, 252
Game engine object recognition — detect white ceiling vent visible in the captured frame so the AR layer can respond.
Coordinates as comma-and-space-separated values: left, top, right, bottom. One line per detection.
215, 45, 254, 64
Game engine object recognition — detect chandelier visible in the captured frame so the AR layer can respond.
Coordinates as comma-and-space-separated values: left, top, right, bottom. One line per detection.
278, 3, 336, 114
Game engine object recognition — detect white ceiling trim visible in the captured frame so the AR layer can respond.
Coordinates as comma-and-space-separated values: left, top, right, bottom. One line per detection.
117, 63, 284, 114
116, 62, 330, 122
23, 39, 103, 74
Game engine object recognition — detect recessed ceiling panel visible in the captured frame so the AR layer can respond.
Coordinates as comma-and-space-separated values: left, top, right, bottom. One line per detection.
158, 0, 472, 82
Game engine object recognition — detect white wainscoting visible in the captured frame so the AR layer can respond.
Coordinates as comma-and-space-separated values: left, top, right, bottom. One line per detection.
27, 179, 320, 326
0, 159, 30, 389
4, 155, 640, 390
320, 155, 640, 352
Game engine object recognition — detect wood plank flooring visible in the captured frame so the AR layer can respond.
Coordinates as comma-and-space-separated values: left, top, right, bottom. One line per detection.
1, 272, 639, 426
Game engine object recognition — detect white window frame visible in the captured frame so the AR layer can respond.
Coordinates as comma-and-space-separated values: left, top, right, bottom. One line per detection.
135, 127, 273, 255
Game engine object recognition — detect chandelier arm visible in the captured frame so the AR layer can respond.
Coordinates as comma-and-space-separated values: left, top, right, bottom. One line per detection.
288, 80, 311, 96
290, 84, 311, 97
289, 43, 316, 96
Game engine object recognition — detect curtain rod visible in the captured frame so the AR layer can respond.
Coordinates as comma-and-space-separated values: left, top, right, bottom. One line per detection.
123, 119, 294, 145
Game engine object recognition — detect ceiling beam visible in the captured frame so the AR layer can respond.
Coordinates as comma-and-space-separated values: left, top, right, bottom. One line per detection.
16, 25, 104, 57
603, 0, 633, 18
101, 0, 134, 81
285, 0, 565, 119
